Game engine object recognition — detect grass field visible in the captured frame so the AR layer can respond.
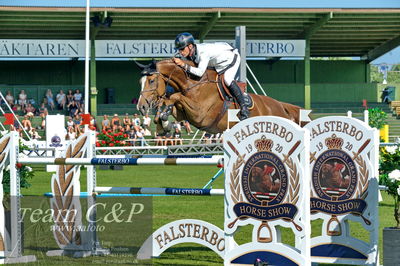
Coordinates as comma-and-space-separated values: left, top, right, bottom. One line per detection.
17, 165, 393, 265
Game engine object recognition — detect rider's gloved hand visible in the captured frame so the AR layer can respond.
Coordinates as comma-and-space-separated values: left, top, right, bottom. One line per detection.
173, 58, 185, 68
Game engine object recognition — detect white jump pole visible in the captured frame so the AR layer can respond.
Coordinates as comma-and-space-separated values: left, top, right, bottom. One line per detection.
9, 131, 21, 258
18, 156, 224, 166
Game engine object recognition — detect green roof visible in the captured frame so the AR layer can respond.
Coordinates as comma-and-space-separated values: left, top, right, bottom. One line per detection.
0, 6, 399, 61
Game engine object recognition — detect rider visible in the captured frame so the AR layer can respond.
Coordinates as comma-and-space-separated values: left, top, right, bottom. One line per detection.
172, 32, 250, 120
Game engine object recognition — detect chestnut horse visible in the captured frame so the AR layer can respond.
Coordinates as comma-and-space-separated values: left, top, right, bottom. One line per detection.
137, 59, 301, 134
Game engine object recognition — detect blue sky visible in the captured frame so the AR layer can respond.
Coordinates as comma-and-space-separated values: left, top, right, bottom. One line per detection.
2, 0, 399, 63
2, 0, 400, 8
372, 47, 400, 65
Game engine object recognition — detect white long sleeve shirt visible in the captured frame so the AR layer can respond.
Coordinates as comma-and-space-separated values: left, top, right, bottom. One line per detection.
187, 42, 238, 77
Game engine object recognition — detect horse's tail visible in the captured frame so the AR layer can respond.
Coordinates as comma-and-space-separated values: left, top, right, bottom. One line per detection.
280, 102, 301, 124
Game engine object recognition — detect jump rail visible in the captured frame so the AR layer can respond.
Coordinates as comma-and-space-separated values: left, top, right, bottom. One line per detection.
95, 187, 225, 196
18, 156, 223, 166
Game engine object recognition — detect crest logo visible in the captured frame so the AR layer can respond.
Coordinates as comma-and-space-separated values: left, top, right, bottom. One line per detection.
311, 134, 370, 236
242, 136, 288, 205
228, 135, 302, 243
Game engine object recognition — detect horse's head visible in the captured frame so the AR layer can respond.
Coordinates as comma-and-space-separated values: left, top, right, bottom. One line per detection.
135, 60, 166, 115
136, 59, 185, 115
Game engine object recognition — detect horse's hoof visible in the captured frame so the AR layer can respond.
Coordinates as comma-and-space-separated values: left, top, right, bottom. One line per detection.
160, 113, 169, 121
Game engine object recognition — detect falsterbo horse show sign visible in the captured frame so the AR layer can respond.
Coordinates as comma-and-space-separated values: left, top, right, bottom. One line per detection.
305, 116, 379, 265
223, 116, 311, 266
0, 114, 380, 265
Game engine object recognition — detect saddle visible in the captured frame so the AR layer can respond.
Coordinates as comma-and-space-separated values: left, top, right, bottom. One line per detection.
216, 73, 254, 110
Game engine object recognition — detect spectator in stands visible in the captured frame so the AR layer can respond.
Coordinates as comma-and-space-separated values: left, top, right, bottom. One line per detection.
24, 103, 36, 118
67, 100, 79, 118
18, 90, 28, 110
202, 132, 212, 144
21, 115, 33, 133
111, 114, 121, 132
123, 124, 130, 132
164, 131, 174, 146
183, 120, 193, 135
66, 116, 74, 131
123, 114, 131, 128
127, 128, 136, 145
135, 128, 149, 146
5, 91, 14, 107
90, 115, 97, 131
78, 103, 85, 116
73, 114, 81, 129
101, 115, 110, 131
56, 90, 67, 110
173, 127, 183, 145
132, 113, 142, 131
30, 128, 41, 140
154, 132, 164, 146
173, 120, 182, 131
66, 90, 74, 104
45, 89, 55, 110
74, 89, 83, 107
12, 115, 21, 135
38, 113, 46, 130
66, 126, 77, 141
142, 113, 152, 135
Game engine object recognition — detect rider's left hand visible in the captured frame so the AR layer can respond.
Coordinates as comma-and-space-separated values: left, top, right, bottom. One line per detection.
173, 58, 185, 67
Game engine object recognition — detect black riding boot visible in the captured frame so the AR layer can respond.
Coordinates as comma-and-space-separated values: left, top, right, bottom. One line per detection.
229, 81, 250, 120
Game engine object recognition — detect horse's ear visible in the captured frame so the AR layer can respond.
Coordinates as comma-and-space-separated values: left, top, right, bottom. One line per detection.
150, 59, 157, 69
133, 60, 152, 70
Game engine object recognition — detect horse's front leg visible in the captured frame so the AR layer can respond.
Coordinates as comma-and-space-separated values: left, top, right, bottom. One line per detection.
153, 100, 165, 124
168, 93, 204, 124
159, 98, 177, 121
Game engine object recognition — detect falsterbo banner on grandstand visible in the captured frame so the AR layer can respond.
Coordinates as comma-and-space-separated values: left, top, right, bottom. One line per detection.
0, 39, 305, 57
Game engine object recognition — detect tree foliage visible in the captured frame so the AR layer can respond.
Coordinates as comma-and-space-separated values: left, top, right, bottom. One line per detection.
371, 64, 400, 84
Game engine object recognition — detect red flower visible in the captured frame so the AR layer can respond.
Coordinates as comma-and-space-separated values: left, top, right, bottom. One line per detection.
16, 163, 23, 169
102, 140, 106, 144
123, 134, 128, 138
107, 130, 112, 133
96, 142, 100, 147
109, 143, 114, 147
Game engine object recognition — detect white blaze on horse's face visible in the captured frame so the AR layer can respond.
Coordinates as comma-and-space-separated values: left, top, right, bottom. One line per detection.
137, 75, 147, 113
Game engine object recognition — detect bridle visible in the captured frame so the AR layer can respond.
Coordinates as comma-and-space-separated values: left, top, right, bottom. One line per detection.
140, 62, 217, 106
140, 66, 177, 109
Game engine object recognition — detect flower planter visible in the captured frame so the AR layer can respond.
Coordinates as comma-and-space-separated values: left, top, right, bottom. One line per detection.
383, 227, 400, 266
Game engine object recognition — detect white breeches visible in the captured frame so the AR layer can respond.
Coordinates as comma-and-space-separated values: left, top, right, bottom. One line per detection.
223, 53, 241, 86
